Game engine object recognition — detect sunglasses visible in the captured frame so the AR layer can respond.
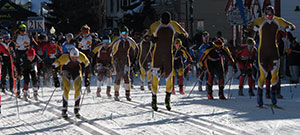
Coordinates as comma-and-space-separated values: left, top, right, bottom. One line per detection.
70, 56, 78, 61
121, 31, 127, 35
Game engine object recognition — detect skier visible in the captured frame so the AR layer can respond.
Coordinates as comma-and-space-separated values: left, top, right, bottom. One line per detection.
196, 31, 212, 91
78, 24, 93, 59
92, 35, 113, 97
52, 48, 90, 119
13, 24, 31, 93
0, 33, 13, 113
148, 11, 189, 111
110, 26, 138, 101
198, 38, 237, 100
172, 38, 192, 94
41, 36, 63, 65
22, 48, 42, 101
235, 38, 257, 96
250, 5, 296, 107
62, 33, 76, 54
138, 32, 153, 91
0, 32, 14, 94
41, 36, 63, 86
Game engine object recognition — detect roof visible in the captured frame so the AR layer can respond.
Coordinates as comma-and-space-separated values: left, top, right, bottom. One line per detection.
0, 0, 37, 21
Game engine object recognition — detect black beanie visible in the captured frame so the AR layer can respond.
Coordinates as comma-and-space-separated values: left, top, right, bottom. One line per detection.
161, 11, 171, 24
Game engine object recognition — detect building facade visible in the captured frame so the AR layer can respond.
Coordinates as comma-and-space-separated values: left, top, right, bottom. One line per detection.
105, 0, 232, 39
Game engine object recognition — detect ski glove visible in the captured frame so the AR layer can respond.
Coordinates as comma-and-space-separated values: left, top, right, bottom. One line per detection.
54, 77, 60, 88
285, 26, 292, 32
84, 77, 90, 87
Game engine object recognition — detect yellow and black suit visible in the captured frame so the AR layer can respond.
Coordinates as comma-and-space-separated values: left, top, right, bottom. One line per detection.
138, 39, 153, 90
173, 45, 192, 94
92, 44, 113, 96
52, 52, 90, 113
110, 36, 137, 100
199, 45, 235, 100
250, 16, 295, 106
148, 20, 187, 95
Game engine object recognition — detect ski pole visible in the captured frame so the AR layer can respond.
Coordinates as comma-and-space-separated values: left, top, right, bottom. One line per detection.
42, 87, 57, 114
10, 55, 19, 119
80, 86, 88, 107
187, 70, 204, 97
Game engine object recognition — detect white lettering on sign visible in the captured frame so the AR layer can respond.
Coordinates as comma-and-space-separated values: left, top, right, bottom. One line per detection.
27, 17, 45, 32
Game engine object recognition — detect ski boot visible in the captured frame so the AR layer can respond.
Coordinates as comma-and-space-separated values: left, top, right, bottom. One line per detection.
276, 85, 283, 99
125, 90, 131, 101
23, 90, 29, 101
114, 91, 120, 101
257, 87, 263, 107
165, 92, 171, 111
141, 85, 145, 91
238, 86, 244, 96
207, 94, 214, 100
178, 76, 185, 94
198, 81, 203, 91
207, 84, 214, 99
171, 88, 175, 94
96, 88, 101, 97
152, 94, 158, 111
271, 86, 277, 105
62, 110, 68, 119
179, 87, 185, 94
106, 86, 112, 97
219, 88, 226, 100
277, 94, 283, 99
248, 88, 255, 96
74, 109, 81, 119
86, 86, 91, 93
1, 88, 6, 94
16, 91, 21, 98
33, 91, 38, 101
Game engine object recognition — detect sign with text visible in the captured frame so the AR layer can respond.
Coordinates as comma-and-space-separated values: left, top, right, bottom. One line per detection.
227, 8, 251, 25
27, 17, 45, 32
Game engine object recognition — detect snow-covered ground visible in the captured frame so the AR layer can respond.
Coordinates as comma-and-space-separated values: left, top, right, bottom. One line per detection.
0, 74, 300, 135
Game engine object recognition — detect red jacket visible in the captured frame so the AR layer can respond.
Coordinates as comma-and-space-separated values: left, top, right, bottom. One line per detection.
236, 44, 256, 63
41, 43, 62, 57
0, 43, 10, 56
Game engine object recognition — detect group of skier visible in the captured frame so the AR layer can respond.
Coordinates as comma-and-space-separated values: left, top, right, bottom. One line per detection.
0, 5, 297, 117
